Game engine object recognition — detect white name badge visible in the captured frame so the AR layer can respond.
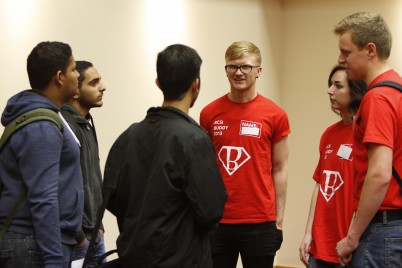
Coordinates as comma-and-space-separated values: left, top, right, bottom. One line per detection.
337, 144, 352, 160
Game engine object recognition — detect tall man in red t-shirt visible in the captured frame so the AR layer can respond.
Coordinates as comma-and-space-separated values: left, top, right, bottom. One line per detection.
335, 12, 402, 267
200, 41, 290, 268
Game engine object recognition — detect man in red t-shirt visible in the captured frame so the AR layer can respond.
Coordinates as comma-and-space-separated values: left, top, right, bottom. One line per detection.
200, 41, 290, 268
334, 12, 402, 267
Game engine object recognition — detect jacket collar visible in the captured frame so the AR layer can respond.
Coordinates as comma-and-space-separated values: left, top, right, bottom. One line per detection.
146, 106, 200, 128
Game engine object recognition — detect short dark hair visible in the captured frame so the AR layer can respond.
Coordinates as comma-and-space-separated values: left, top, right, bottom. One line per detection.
156, 44, 202, 101
76, 60, 93, 89
327, 64, 367, 115
27, 41, 73, 90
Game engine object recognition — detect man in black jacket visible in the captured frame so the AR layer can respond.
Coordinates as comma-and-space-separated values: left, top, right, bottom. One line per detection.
60, 61, 106, 267
104, 44, 227, 268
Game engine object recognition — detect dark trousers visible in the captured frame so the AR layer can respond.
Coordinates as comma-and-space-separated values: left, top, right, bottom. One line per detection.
0, 231, 74, 268
73, 233, 106, 268
210, 221, 283, 268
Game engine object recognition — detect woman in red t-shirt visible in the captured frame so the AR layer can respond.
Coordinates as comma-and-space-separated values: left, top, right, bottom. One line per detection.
299, 65, 367, 267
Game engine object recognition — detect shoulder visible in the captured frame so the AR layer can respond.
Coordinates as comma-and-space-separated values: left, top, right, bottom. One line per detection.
60, 105, 83, 119
368, 71, 402, 97
361, 85, 402, 112
11, 120, 63, 149
321, 121, 341, 138
320, 121, 352, 141
60, 104, 74, 115
256, 94, 287, 113
324, 120, 343, 132
169, 116, 206, 138
60, 105, 79, 124
201, 94, 229, 112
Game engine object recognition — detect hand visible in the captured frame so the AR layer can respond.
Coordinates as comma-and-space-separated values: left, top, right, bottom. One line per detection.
299, 234, 312, 267
77, 238, 88, 248
336, 236, 358, 266
275, 219, 282, 230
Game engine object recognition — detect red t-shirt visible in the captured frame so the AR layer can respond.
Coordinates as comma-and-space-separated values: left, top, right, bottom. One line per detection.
200, 94, 290, 223
353, 69, 402, 211
309, 121, 355, 263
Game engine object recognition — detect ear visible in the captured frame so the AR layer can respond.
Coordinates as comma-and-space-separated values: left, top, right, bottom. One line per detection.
257, 66, 262, 77
193, 78, 200, 91
55, 70, 64, 86
366, 42, 377, 59
189, 78, 199, 96
155, 78, 161, 89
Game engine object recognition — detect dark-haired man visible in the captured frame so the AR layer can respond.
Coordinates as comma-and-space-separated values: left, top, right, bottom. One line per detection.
104, 44, 227, 267
0, 41, 84, 268
61, 61, 106, 267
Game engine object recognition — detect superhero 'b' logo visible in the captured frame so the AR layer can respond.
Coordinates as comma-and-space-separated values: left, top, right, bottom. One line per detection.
320, 170, 344, 202
218, 146, 251, 176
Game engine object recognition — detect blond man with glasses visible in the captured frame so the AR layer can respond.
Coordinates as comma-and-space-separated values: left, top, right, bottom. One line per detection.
200, 41, 290, 268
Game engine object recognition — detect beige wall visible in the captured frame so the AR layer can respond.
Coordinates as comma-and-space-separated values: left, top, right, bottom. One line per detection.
1, 0, 402, 267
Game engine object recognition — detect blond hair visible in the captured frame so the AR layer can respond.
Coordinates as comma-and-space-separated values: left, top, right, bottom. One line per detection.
225, 41, 261, 64
334, 12, 392, 61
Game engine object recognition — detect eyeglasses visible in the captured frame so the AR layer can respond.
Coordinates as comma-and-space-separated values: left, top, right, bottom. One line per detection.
225, 65, 260, 74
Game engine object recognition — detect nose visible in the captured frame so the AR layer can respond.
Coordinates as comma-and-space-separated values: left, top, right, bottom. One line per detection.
98, 80, 106, 92
328, 85, 335, 95
338, 54, 345, 64
234, 67, 243, 75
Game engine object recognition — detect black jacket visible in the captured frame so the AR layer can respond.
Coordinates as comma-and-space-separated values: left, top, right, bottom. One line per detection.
60, 104, 103, 235
104, 106, 227, 268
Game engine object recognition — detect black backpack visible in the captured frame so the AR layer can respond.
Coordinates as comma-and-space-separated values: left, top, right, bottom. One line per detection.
369, 80, 402, 189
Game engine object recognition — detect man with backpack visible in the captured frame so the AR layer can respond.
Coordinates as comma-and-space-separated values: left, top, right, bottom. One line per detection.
334, 12, 402, 267
0, 41, 85, 268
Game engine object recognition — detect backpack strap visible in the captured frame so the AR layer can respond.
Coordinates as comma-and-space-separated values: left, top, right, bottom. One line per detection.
392, 167, 402, 189
0, 191, 27, 247
0, 108, 63, 151
369, 80, 402, 92
369, 81, 402, 191
0, 108, 63, 246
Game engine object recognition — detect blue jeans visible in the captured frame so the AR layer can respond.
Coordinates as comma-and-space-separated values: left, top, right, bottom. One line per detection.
349, 219, 402, 267
0, 231, 74, 268
308, 254, 342, 268
73, 234, 106, 268
210, 221, 282, 268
